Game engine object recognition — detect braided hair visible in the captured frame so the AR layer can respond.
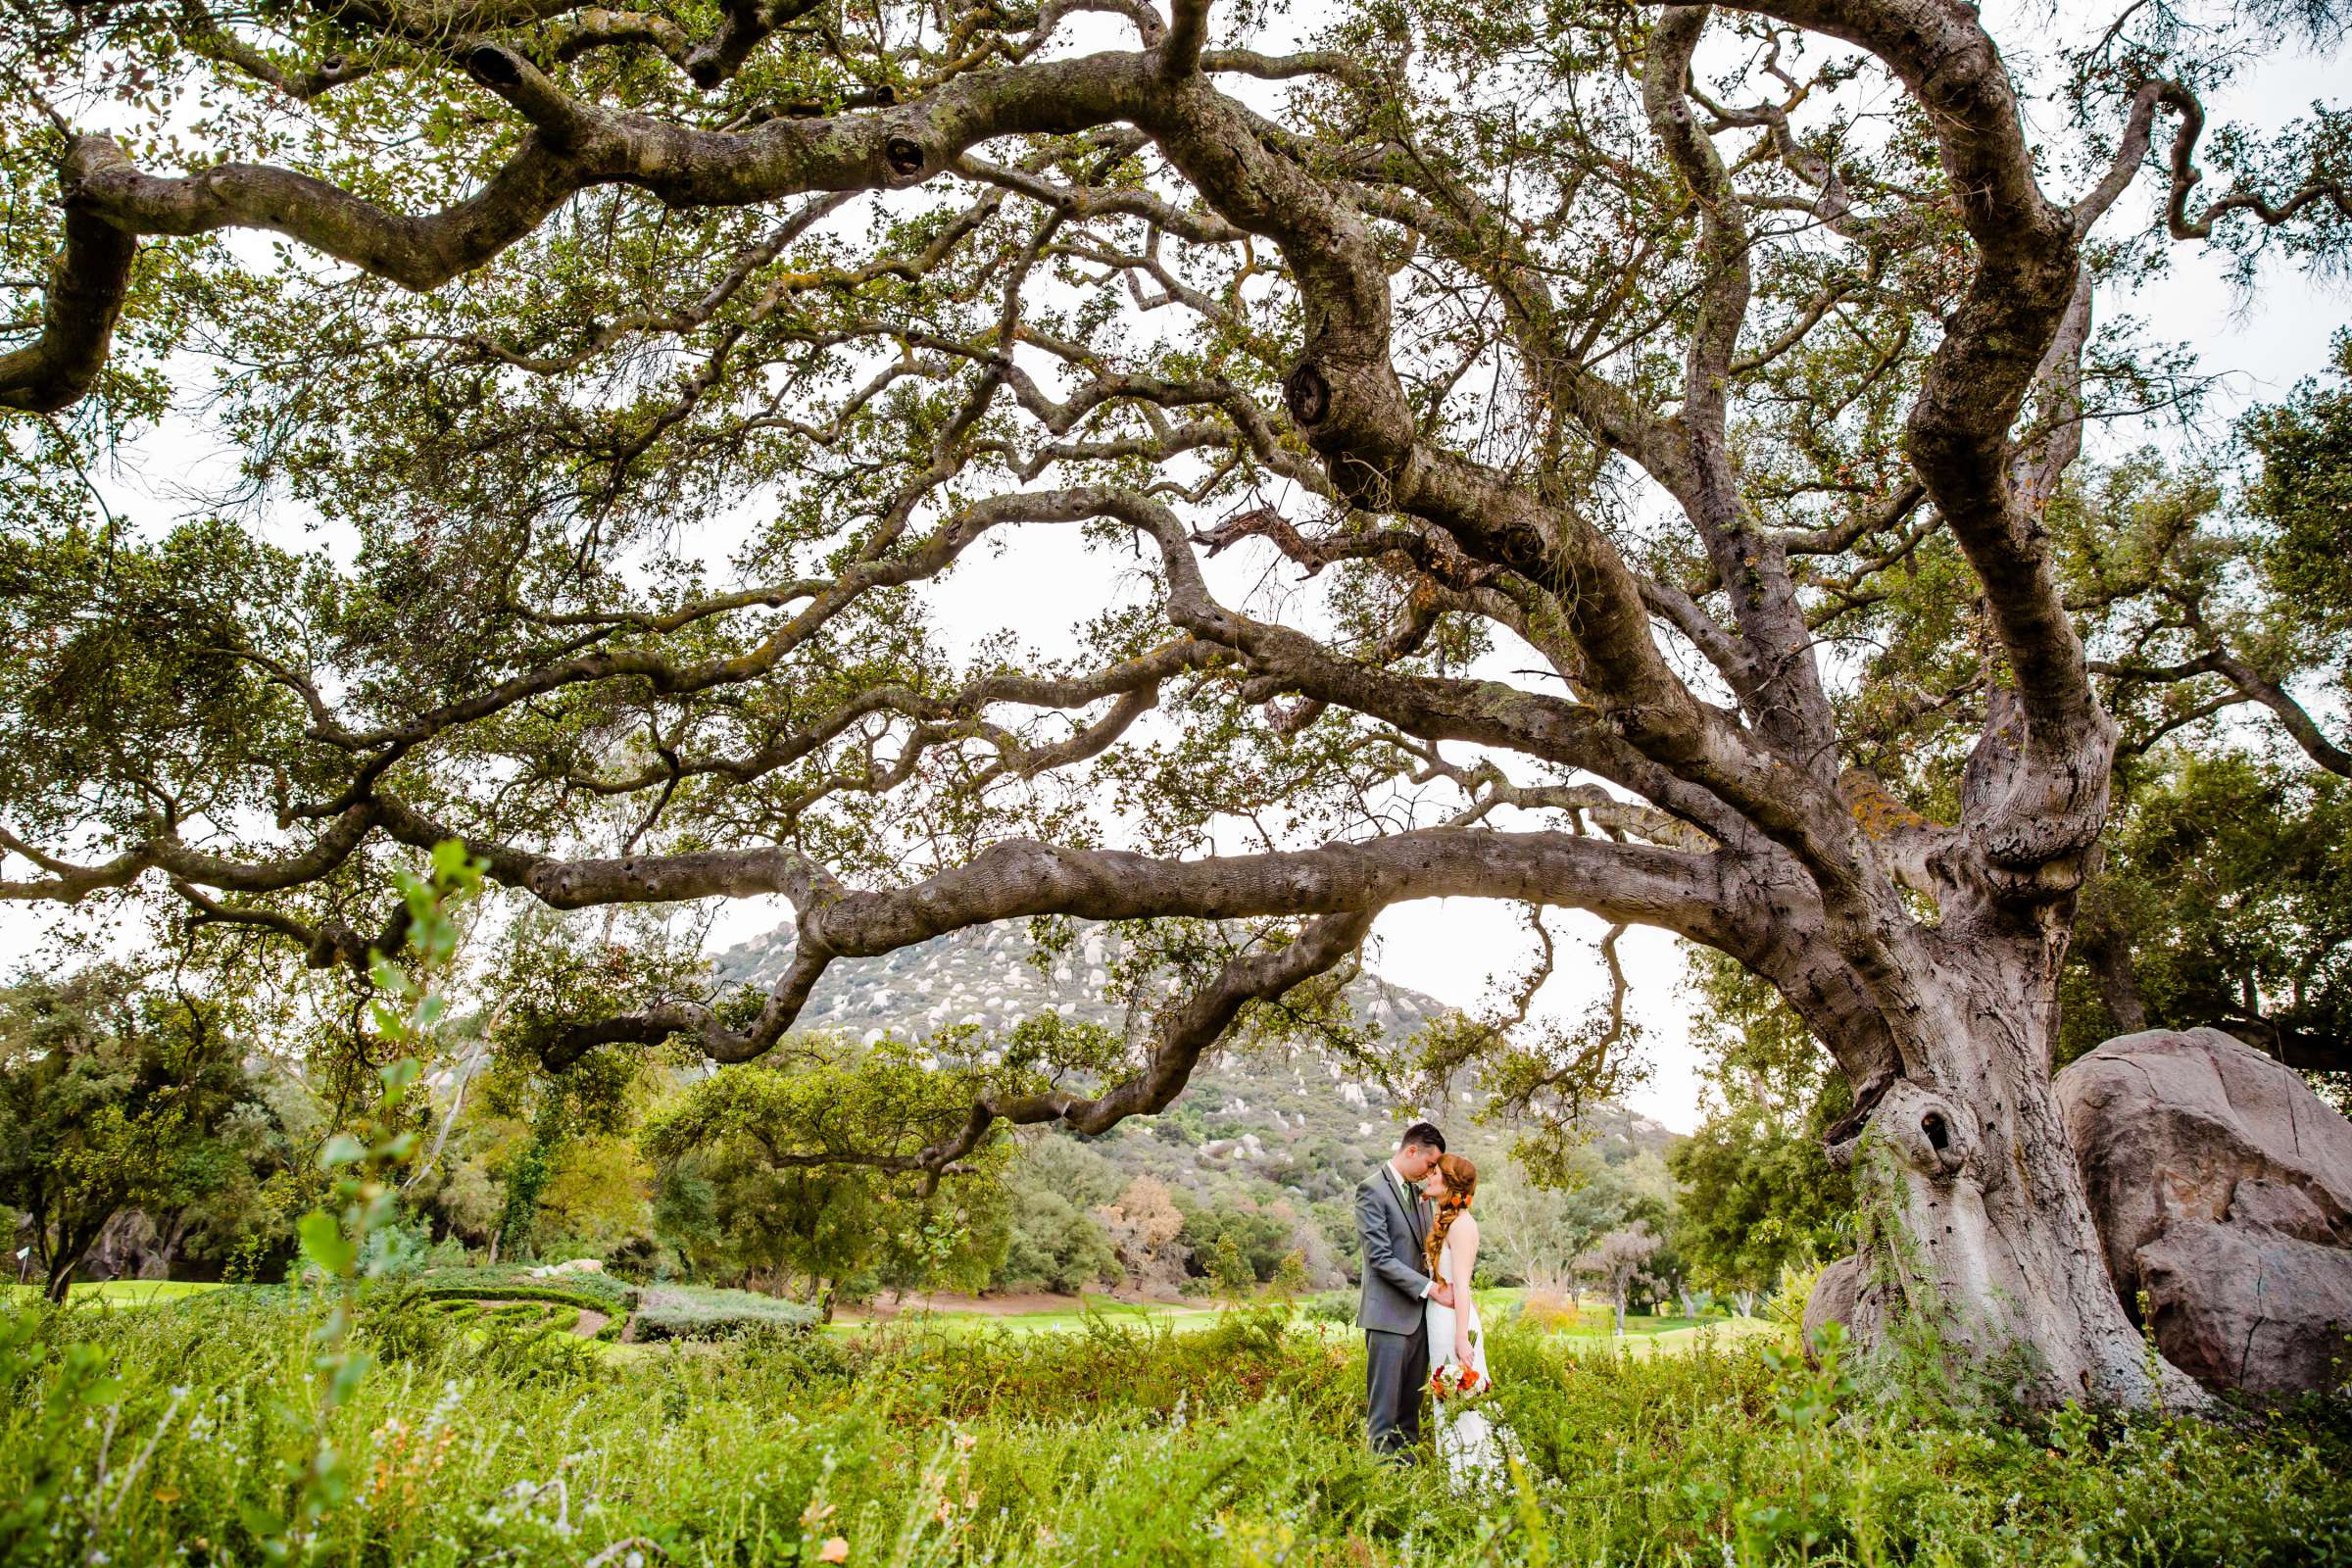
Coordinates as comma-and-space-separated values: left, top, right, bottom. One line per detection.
1423, 1152, 1479, 1278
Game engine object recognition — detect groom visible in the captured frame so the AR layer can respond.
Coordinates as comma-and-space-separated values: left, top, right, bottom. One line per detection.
1355, 1122, 1455, 1457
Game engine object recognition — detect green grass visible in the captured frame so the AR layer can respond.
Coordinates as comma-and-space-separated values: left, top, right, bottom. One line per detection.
831, 1295, 1221, 1339
413, 1262, 637, 1314
834, 1292, 1756, 1350
1544, 1317, 1786, 1356
57, 1280, 230, 1307
4, 1286, 2347, 1566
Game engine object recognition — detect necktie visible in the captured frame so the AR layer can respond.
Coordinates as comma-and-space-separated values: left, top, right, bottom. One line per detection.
1394, 1168, 1422, 1240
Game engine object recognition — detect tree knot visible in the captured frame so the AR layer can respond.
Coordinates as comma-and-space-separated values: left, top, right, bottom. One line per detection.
465, 43, 524, 90
1283, 361, 1330, 427
1865, 1079, 1975, 1182
882, 136, 929, 183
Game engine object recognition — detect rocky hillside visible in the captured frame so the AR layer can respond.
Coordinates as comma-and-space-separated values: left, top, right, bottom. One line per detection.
712, 920, 1675, 1202
714, 919, 1451, 1046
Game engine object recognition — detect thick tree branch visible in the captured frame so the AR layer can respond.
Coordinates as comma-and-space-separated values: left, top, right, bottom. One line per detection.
0, 142, 139, 415
526, 825, 1745, 1067
1720, 0, 2117, 892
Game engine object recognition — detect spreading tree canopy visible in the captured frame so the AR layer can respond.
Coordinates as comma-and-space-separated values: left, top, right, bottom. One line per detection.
4, 0, 2350, 1403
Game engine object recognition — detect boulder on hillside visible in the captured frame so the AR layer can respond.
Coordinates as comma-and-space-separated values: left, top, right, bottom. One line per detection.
2055, 1026, 2352, 1398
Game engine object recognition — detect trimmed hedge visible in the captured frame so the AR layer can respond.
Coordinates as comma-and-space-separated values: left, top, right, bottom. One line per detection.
630, 1285, 819, 1343
413, 1265, 637, 1315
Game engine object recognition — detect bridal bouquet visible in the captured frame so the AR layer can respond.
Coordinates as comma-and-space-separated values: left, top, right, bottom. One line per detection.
1429, 1364, 1486, 1400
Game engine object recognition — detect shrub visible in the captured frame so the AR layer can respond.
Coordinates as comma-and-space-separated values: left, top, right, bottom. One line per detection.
1763, 1256, 1825, 1334
996, 1188, 1120, 1294
1300, 1289, 1355, 1325
1517, 1287, 1582, 1333
412, 1263, 636, 1314
355, 1218, 435, 1279
630, 1284, 820, 1343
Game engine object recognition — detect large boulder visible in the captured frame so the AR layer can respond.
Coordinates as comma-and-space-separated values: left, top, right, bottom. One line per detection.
2056, 1026, 2352, 1398
1800, 1253, 1874, 1355
2135, 1223, 2352, 1395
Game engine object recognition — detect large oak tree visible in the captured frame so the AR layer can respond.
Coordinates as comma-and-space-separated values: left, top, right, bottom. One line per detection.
4, 0, 2350, 1404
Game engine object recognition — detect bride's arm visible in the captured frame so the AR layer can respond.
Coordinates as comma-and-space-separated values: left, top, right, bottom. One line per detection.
1449, 1220, 1478, 1365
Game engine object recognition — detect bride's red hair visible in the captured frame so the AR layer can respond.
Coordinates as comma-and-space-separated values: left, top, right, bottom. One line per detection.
1424, 1152, 1478, 1276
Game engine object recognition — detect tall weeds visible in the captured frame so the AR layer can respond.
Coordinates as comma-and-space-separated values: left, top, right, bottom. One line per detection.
1, 1292, 2345, 1565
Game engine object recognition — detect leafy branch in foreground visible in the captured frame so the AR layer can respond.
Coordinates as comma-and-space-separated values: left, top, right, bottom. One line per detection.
250, 840, 483, 1562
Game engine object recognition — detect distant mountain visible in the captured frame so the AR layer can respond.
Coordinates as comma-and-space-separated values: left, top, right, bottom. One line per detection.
710, 920, 1677, 1201
714, 919, 1453, 1046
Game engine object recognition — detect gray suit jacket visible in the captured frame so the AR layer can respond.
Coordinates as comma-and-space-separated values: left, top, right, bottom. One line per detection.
1355, 1162, 1433, 1334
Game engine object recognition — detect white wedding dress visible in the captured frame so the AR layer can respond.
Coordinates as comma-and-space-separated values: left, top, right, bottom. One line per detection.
1425, 1223, 1506, 1489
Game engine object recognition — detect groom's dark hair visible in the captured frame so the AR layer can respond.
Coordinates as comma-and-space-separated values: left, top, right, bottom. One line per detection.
1400, 1122, 1446, 1153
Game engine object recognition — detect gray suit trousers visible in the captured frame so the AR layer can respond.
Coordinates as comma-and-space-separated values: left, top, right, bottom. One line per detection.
1365, 1320, 1430, 1457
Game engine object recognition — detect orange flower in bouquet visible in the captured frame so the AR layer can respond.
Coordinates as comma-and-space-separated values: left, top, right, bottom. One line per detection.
1429, 1363, 1485, 1400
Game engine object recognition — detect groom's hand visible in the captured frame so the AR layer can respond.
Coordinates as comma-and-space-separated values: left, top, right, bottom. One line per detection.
1430, 1282, 1456, 1308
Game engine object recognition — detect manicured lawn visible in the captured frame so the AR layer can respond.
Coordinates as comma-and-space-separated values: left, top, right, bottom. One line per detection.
823, 1290, 1784, 1357
829, 1294, 1222, 1338
1544, 1317, 1787, 1356
64, 1280, 230, 1307
24, 1279, 1779, 1361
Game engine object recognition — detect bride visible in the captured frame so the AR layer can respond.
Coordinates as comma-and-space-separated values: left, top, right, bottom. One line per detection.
1421, 1152, 1506, 1487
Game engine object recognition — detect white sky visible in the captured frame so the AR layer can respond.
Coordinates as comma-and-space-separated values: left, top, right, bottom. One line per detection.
2, 9, 2345, 1134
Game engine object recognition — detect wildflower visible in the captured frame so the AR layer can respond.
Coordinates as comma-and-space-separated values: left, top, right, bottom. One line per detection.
817, 1538, 850, 1563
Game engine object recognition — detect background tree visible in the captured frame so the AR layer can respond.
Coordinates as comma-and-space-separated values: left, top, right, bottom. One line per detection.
1094, 1175, 1189, 1297
2066, 749, 2350, 1086
4, 0, 2350, 1404
1573, 1223, 1665, 1337
641, 1035, 1015, 1309
1669, 954, 1855, 1313
0, 965, 265, 1299
1481, 1147, 1670, 1296
1175, 1193, 1300, 1291
1205, 1231, 1255, 1301
996, 1138, 1122, 1294
78, 1087, 297, 1282
2244, 332, 2352, 670
535, 1132, 658, 1256
2042, 339, 2352, 1084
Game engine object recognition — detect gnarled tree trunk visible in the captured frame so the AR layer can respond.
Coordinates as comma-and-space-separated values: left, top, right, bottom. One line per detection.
1822, 942, 2208, 1408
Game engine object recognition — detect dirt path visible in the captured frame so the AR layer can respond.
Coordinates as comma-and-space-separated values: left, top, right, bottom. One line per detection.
843, 1289, 1189, 1322
457, 1297, 614, 1339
